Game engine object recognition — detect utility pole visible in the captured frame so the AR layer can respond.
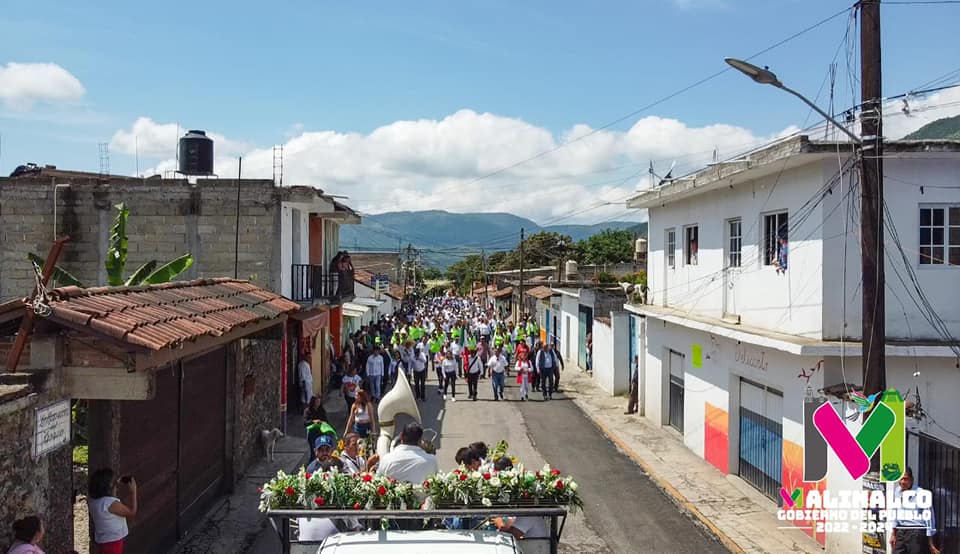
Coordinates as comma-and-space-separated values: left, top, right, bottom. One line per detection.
860, 0, 885, 398
482, 249, 488, 311
518, 228, 525, 323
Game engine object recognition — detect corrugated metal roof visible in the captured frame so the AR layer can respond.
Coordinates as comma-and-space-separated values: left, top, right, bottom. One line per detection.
0, 278, 298, 351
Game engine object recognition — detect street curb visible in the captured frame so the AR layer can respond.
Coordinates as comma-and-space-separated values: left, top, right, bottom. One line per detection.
569, 392, 746, 554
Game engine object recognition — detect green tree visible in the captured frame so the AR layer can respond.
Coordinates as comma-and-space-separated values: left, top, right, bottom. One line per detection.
30, 202, 194, 287
486, 250, 507, 268
494, 231, 574, 270
445, 254, 485, 294
574, 229, 635, 265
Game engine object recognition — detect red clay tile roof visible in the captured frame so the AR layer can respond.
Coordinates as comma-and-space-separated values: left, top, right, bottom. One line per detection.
491, 287, 514, 299
526, 285, 554, 300
2, 278, 298, 351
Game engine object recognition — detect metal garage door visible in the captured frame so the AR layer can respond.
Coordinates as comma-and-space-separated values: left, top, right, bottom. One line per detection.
738, 378, 783, 503
668, 350, 684, 432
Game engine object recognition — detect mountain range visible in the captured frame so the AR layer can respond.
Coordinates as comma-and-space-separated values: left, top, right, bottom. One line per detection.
903, 114, 960, 140
339, 210, 646, 268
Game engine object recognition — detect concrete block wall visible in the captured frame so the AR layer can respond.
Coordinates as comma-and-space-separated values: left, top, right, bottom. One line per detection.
0, 178, 280, 301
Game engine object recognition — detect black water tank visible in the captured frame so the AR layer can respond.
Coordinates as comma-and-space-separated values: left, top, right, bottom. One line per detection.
178, 130, 214, 175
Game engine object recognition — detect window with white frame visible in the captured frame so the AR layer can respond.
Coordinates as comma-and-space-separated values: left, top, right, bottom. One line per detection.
762, 212, 788, 266
727, 218, 742, 268
684, 225, 699, 266
919, 205, 960, 266
666, 228, 676, 268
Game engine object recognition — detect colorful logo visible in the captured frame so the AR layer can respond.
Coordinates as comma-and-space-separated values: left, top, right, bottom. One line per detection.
779, 487, 803, 508
803, 389, 905, 483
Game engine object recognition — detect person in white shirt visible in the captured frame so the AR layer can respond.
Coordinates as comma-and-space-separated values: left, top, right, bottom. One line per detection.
486, 346, 508, 401
412, 345, 428, 401
449, 339, 463, 377
377, 423, 438, 485
87, 468, 136, 553
366, 346, 385, 401
440, 350, 459, 401
465, 349, 484, 401
297, 355, 313, 407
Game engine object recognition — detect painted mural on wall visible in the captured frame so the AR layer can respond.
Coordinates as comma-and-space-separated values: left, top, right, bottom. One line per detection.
704, 403, 728, 474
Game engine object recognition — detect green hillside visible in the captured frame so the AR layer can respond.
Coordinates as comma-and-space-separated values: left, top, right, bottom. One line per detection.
339, 210, 646, 268
903, 115, 960, 140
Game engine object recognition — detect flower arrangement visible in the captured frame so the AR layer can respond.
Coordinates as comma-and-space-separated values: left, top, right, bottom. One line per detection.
258, 464, 582, 513
258, 467, 417, 512
421, 463, 581, 512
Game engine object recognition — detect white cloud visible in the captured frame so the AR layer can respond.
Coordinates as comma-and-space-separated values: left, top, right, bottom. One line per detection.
110, 117, 249, 158
130, 109, 793, 223
883, 86, 960, 139
0, 62, 85, 110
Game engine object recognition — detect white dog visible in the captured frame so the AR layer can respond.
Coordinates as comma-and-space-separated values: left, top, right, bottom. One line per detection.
261, 428, 284, 462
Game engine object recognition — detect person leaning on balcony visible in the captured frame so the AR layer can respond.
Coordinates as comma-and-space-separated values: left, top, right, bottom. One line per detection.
88, 468, 136, 554
891, 467, 940, 554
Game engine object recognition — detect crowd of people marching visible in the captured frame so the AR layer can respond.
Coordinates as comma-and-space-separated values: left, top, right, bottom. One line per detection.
331, 293, 565, 416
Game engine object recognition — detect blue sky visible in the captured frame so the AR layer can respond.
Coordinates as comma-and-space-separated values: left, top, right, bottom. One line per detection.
2, 1, 959, 223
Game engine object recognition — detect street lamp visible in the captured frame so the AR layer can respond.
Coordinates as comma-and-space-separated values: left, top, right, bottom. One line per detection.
724, 58, 861, 144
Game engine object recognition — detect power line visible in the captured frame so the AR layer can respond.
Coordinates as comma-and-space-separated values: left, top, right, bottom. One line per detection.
440, 5, 855, 190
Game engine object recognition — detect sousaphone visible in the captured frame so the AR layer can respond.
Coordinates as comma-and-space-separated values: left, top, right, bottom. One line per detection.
376, 367, 422, 454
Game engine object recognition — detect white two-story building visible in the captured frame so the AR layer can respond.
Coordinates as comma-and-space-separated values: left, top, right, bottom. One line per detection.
625, 135, 960, 551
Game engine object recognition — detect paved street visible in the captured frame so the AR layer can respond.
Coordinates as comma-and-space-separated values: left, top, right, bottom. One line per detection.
248, 368, 723, 553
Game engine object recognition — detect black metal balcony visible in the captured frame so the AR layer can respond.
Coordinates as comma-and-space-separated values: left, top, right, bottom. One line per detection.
290, 265, 352, 302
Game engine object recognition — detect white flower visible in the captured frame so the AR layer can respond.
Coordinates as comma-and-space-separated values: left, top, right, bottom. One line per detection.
490, 477, 501, 487
482, 497, 492, 507
569, 481, 578, 492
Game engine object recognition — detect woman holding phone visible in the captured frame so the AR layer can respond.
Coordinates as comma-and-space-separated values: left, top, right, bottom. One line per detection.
88, 468, 137, 554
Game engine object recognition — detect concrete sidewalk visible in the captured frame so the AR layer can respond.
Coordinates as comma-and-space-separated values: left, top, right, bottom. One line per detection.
564, 370, 823, 554
169, 390, 348, 554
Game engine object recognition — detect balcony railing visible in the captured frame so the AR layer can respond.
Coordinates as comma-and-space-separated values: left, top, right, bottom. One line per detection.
290, 264, 353, 302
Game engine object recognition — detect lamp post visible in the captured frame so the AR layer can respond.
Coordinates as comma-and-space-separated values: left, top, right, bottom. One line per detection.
724, 59, 861, 144
725, 40, 886, 404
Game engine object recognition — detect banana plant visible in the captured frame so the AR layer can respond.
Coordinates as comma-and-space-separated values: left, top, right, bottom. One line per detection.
29, 202, 195, 288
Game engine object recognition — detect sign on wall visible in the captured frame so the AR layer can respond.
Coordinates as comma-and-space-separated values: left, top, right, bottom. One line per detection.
33, 399, 71, 459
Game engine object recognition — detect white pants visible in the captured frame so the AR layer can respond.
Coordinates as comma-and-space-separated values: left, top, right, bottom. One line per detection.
519, 372, 530, 398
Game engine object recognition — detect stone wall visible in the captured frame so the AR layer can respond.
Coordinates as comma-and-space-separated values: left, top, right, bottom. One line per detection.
0, 177, 280, 302
233, 330, 283, 476
0, 376, 73, 553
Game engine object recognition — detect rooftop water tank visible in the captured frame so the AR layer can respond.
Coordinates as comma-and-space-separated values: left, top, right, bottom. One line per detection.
564, 259, 579, 281
178, 130, 214, 175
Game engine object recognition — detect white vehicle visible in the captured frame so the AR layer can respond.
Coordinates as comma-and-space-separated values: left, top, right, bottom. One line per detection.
315, 530, 519, 553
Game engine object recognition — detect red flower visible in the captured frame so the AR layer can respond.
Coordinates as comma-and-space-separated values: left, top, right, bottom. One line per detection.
555, 480, 564, 490
257, 487, 263, 493
305, 472, 313, 480
362, 474, 373, 482
378, 486, 387, 496
285, 486, 296, 497
459, 473, 468, 481
353, 502, 362, 510
550, 469, 561, 476
523, 492, 530, 498
315, 497, 326, 506
483, 473, 491, 480
423, 480, 431, 488
453, 469, 461, 474
535, 471, 541, 478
